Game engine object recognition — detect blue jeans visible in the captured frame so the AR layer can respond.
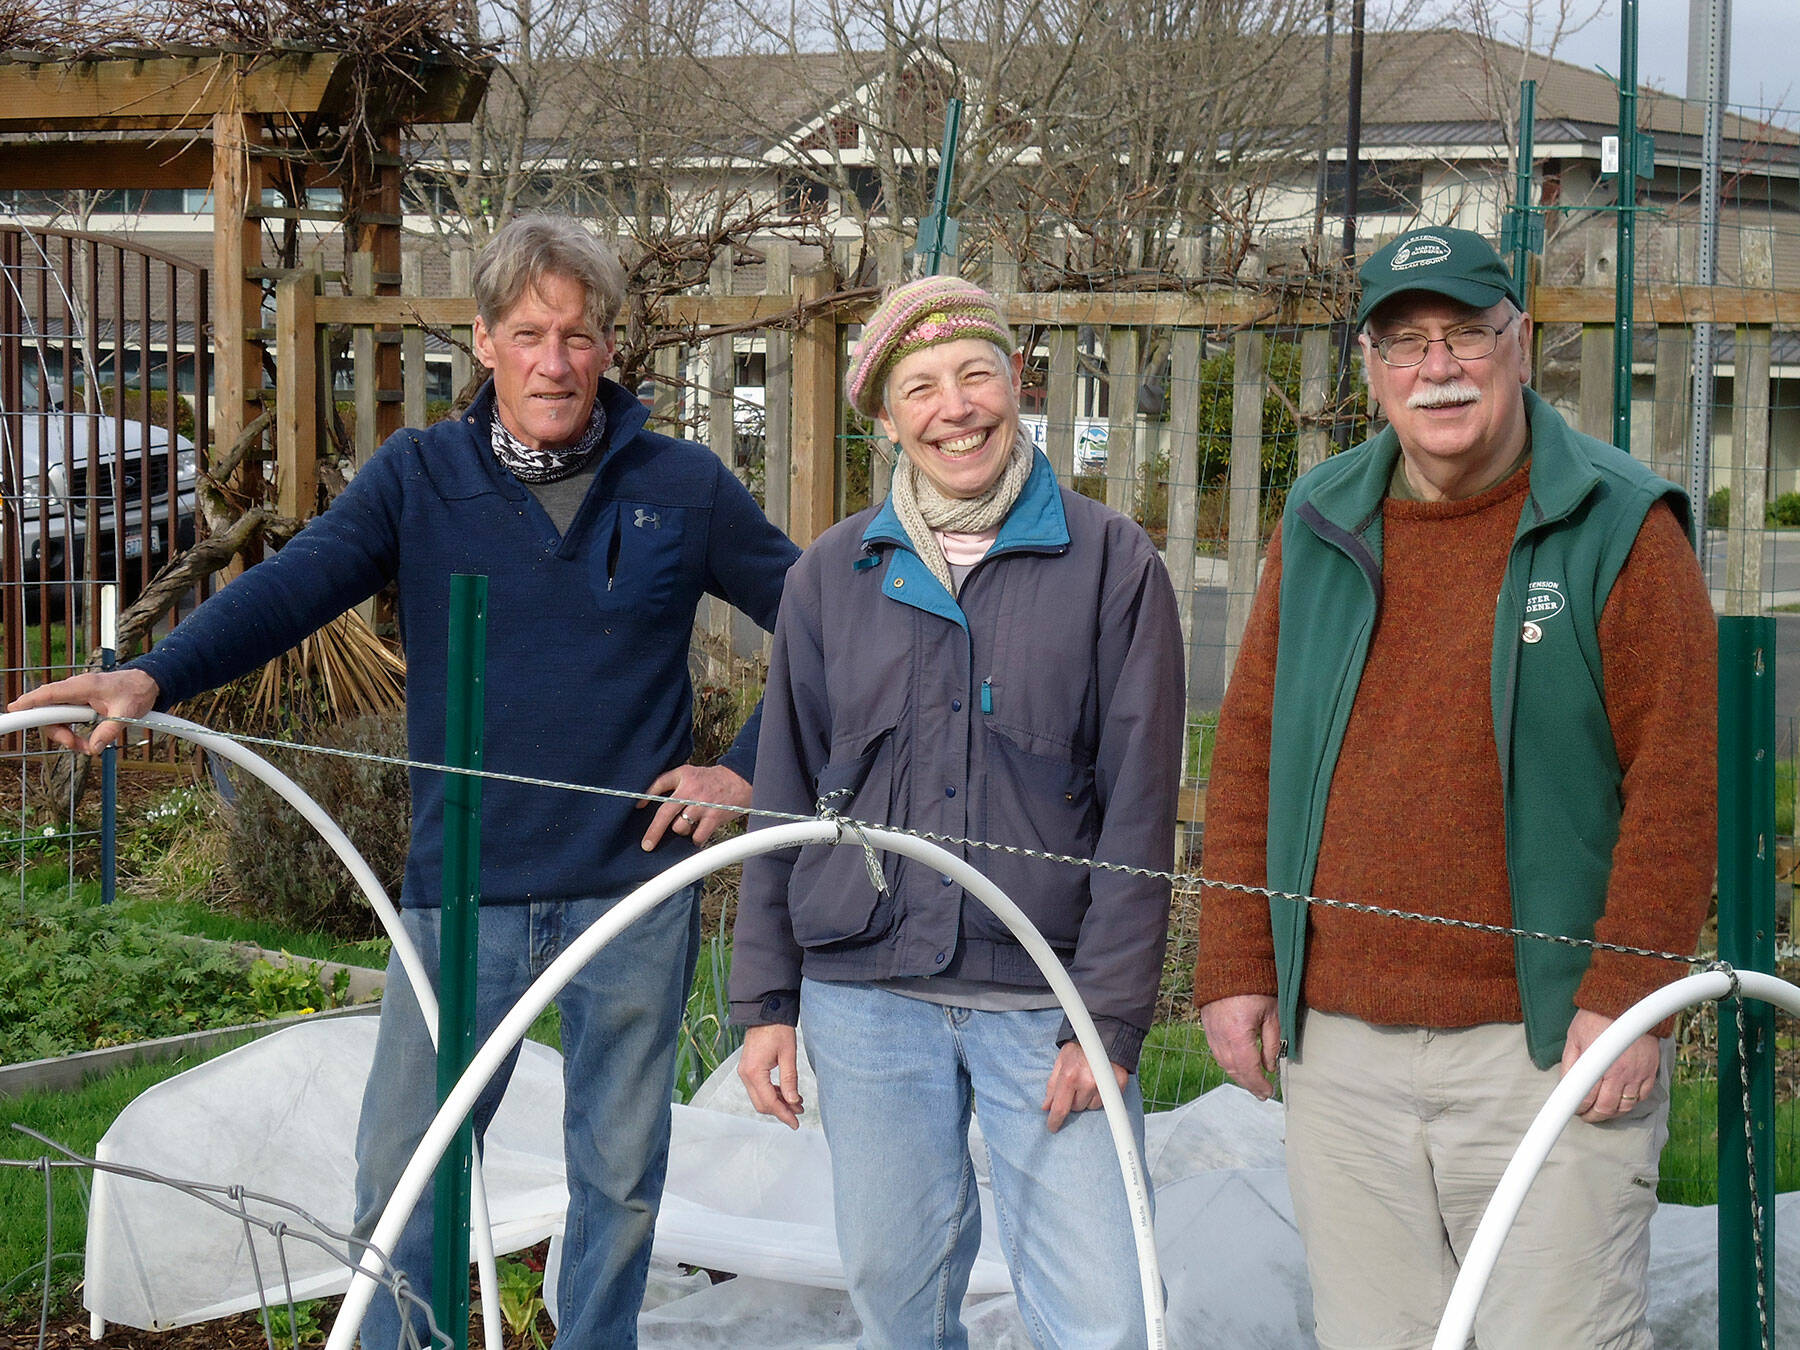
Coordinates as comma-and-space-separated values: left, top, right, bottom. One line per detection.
798, 978, 1152, 1350
352, 884, 702, 1349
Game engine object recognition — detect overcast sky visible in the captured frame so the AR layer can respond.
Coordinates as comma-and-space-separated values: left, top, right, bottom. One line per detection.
1549, 1, 1797, 115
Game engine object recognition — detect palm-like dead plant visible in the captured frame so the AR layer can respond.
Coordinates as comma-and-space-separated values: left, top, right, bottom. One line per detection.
194, 607, 406, 738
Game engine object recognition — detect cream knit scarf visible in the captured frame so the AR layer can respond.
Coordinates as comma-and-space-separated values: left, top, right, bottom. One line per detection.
890, 430, 1033, 595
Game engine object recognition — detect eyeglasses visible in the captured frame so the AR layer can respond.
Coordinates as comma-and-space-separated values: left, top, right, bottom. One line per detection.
1371, 314, 1516, 368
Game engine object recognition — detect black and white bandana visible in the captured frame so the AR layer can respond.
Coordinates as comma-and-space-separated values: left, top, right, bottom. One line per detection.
490, 398, 608, 484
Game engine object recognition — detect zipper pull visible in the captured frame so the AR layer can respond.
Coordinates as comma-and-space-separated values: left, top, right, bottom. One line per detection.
980, 678, 993, 714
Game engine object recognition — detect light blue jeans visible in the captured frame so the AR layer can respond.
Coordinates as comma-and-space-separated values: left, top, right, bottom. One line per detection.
352, 884, 701, 1350
799, 977, 1152, 1350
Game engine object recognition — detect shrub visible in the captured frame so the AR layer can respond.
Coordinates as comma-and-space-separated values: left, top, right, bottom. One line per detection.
89, 384, 198, 441
1770, 492, 1800, 528
1709, 487, 1730, 528
224, 712, 409, 940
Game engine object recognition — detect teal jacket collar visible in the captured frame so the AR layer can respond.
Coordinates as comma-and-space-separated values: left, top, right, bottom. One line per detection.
862, 447, 1068, 553
859, 448, 1069, 629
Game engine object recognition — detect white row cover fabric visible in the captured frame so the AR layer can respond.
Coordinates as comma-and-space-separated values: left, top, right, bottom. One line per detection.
85, 1017, 1800, 1346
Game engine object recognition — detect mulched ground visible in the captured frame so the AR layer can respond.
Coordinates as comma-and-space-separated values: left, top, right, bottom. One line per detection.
1, 1303, 532, 1350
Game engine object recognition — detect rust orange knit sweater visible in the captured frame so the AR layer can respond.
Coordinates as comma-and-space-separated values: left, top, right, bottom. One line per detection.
1193, 464, 1717, 1031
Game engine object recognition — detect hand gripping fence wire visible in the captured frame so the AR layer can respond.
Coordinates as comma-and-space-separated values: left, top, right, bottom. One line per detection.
0, 707, 504, 1350
3, 709, 1165, 1349
9, 706, 1777, 1346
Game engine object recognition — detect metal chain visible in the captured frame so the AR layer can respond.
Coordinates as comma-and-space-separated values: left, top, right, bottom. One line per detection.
89, 715, 1707, 971
1733, 988, 1774, 1350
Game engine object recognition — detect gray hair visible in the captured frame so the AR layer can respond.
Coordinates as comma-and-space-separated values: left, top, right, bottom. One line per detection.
474, 216, 628, 334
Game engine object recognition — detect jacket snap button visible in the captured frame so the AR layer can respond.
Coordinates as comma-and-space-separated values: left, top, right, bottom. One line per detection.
893, 577, 905, 589
945, 786, 956, 798
934, 952, 946, 965
951, 700, 961, 712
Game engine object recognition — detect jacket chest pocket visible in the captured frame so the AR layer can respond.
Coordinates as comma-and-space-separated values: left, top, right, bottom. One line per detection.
587, 503, 699, 614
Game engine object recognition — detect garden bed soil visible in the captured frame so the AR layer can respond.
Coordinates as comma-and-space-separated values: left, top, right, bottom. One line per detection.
0, 1305, 527, 1349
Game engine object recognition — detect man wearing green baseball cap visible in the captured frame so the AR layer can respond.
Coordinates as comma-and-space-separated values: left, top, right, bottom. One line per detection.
1194, 226, 1717, 1346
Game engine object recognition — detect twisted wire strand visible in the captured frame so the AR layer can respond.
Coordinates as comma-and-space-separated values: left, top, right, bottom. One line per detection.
45, 714, 1704, 971
2, 1125, 452, 1350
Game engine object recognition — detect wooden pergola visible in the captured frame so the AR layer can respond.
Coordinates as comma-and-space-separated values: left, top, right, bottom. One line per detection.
0, 49, 485, 468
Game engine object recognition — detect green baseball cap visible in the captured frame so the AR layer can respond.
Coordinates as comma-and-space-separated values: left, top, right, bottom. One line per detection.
1355, 227, 1524, 328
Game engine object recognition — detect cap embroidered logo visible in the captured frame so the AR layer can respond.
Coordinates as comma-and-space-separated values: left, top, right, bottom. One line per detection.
1392, 235, 1454, 271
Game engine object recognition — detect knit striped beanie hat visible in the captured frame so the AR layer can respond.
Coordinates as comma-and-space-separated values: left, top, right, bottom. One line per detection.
846, 275, 1015, 418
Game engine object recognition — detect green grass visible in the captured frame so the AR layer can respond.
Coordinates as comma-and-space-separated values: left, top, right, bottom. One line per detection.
1185, 711, 1218, 783
1139, 1019, 1228, 1110
0, 1038, 249, 1315
1658, 1076, 1800, 1206
15, 623, 87, 679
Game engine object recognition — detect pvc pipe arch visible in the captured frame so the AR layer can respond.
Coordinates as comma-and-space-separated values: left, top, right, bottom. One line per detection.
1432, 968, 1800, 1349
322, 818, 1170, 1350
5, 710, 1166, 1349
0, 707, 506, 1350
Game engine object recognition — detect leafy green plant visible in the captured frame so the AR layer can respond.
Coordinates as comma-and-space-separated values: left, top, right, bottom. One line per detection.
246, 959, 353, 1021
266, 1298, 326, 1346
0, 887, 270, 1061
496, 1257, 551, 1349
1709, 486, 1731, 528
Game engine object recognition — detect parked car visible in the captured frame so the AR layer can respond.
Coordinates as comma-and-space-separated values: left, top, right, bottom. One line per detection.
1, 388, 198, 618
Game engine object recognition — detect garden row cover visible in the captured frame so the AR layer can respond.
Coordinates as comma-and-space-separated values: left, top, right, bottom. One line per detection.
86, 1018, 1800, 1347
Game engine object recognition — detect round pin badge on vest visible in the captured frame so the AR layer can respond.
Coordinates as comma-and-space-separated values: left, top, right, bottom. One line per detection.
1521, 620, 1543, 644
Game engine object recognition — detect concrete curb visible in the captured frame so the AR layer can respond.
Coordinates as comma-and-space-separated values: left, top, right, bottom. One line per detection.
0, 1001, 380, 1100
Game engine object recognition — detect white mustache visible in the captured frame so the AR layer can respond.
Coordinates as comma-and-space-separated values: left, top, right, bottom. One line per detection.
1408, 382, 1482, 409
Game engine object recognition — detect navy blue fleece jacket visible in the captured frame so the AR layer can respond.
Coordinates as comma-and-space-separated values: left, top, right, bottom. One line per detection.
132, 377, 798, 906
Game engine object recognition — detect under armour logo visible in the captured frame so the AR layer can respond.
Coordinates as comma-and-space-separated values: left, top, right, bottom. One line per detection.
634, 509, 660, 529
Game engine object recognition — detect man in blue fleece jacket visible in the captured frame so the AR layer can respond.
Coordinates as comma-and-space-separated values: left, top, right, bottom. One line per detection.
13, 216, 798, 1347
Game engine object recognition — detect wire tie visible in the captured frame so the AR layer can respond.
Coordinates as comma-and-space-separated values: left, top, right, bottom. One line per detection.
1707, 959, 1743, 1001
817, 789, 888, 896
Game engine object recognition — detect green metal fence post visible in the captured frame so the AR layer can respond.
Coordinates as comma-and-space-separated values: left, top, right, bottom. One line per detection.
1718, 615, 1776, 1348
1503, 80, 1541, 292
914, 97, 964, 276
433, 573, 487, 1346
1612, 0, 1641, 454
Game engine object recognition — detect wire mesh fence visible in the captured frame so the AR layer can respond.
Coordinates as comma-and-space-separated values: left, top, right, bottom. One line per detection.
7, 73, 1800, 1337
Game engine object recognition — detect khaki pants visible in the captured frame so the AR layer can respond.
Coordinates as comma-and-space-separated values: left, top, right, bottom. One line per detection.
1282, 1012, 1670, 1350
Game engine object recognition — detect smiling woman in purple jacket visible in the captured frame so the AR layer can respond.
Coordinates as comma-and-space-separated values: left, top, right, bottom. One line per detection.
730, 275, 1183, 1350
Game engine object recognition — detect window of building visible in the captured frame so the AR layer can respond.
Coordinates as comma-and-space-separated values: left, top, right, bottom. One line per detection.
1325, 160, 1423, 216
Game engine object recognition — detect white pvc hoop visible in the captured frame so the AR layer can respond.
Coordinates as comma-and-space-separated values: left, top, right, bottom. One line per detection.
325, 818, 1168, 1350
1433, 968, 1800, 1349
0, 707, 506, 1350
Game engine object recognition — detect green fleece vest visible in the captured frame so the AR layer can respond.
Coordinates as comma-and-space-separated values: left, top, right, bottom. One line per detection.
1267, 389, 1690, 1068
